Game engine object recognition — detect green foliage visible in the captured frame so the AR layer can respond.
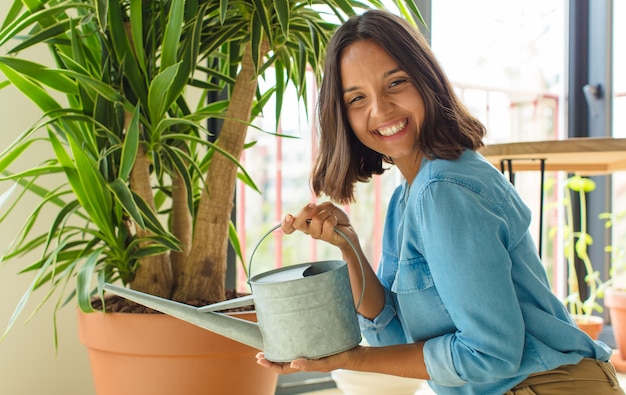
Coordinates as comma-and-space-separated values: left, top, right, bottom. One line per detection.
0, 0, 421, 342
599, 208, 626, 289
553, 175, 605, 319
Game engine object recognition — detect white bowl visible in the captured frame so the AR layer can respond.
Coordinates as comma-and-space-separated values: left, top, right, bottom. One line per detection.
331, 369, 424, 395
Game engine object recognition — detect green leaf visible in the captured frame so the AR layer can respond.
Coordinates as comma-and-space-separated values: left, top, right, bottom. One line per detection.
273, 0, 290, 36
0, 57, 76, 93
129, 0, 146, 74
0, 164, 64, 180
250, 10, 263, 71
199, 20, 249, 58
148, 63, 182, 125
575, 236, 592, 260
219, 0, 228, 24
390, 0, 425, 27
131, 192, 179, 247
297, 40, 306, 93
95, 0, 108, 30
67, 139, 112, 220
566, 175, 596, 193
8, 19, 72, 54
109, 179, 145, 229
56, 69, 125, 105
274, 61, 285, 130
50, 131, 115, 243
0, 63, 61, 112
108, 0, 147, 104
0, 1, 23, 32
251, 0, 271, 41
77, 249, 104, 313
1, 240, 68, 341
228, 221, 246, 277
119, 106, 140, 180
0, 182, 17, 210
0, 138, 38, 173
0, 2, 87, 48
161, 0, 185, 70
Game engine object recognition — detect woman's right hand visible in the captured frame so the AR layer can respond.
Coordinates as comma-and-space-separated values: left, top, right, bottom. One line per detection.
280, 202, 355, 252
281, 202, 385, 319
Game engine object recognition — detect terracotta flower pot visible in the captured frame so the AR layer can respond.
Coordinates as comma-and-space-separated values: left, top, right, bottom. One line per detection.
572, 314, 604, 340
77, 309, 277, 395
603, 287, 626, 372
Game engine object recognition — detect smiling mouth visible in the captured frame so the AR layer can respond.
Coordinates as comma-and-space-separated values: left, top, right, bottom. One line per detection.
375, 119, 408, 136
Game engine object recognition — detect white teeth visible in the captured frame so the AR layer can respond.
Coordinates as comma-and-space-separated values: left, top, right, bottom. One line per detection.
377, 119, 407, 136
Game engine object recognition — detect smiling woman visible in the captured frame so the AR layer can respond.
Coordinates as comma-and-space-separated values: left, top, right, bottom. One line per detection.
255, 9, 624, 395
340, 40, 424, 182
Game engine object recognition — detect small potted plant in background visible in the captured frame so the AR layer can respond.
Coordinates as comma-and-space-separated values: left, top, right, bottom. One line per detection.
551, 175, 606, 339
0, 1, 423, 394
599, 208, 626, 371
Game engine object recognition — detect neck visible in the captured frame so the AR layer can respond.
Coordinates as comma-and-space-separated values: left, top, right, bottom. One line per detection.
395, 152, 424, 185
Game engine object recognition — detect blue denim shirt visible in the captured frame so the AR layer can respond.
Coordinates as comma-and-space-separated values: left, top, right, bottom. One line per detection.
358, 150, 611, 395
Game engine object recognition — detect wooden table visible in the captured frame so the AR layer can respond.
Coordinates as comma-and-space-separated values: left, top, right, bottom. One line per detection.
479, 137, 626, 174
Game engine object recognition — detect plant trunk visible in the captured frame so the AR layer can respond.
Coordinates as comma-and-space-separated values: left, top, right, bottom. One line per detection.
129, 143, 174, 298
170, 167, 192, 286
172, 42, 266, 303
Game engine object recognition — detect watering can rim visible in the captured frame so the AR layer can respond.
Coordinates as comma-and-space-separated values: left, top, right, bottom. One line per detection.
250, 259, 346, 283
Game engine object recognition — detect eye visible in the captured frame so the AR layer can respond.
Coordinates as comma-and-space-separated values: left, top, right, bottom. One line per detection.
389, 78, 410, 88
346, 95, 364, 105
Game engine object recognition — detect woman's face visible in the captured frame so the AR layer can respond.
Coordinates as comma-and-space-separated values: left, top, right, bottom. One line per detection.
340, 39, 425, 172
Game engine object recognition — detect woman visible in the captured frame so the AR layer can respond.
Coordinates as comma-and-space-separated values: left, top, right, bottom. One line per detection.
256, 9, 623, 394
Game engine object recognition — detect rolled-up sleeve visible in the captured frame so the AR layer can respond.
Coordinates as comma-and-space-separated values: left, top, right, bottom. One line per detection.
359, 287, 408, 346
424, 334, 467, 386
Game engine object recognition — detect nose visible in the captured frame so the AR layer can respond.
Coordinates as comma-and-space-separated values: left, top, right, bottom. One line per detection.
371, 95, 393, 118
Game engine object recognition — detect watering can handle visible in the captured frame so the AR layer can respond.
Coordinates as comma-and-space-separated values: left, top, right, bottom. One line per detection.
247, 223, 366, 311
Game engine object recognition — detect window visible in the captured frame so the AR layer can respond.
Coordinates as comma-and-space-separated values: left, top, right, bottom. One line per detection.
431, 0, 567, 293
611, 0, 626, 284
234, 2, 624, 305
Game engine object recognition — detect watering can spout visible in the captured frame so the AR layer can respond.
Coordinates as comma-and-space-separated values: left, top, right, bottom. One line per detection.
103, 284, 264, 351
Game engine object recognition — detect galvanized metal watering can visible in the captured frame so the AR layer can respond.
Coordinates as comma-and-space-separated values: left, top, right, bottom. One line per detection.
104, 224, 365, 362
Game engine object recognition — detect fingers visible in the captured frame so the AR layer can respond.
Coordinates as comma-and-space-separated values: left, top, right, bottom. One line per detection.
280, 214, 297, 234
255, 352, 299, 374
306, 208, 338, 240
255, 353, 333, 374
282, 203, 340, 235
257, 347, 360, 375
289, 358, 328, 372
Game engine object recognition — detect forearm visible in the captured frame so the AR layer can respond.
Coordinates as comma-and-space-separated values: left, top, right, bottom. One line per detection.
340, 238, 385, 319
350, 343, 431, 380
280, 343, 432, 380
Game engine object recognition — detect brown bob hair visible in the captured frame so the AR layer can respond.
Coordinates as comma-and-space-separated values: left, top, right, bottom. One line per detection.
311, 10, 486, 204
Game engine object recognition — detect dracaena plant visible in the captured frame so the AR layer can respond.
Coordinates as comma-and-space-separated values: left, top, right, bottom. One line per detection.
0, 0, 422, 339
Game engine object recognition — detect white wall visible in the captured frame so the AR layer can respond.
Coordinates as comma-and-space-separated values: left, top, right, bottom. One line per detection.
0, 3, 94, 394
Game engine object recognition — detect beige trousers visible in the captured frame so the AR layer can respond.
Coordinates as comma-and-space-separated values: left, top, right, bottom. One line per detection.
504, 358, 625, 394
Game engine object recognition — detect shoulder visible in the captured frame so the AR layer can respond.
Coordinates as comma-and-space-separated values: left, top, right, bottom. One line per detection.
411, 150, 533, 240
412, 150, 533, 223
420, 150, 500, 183
414, 150, 512, 201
